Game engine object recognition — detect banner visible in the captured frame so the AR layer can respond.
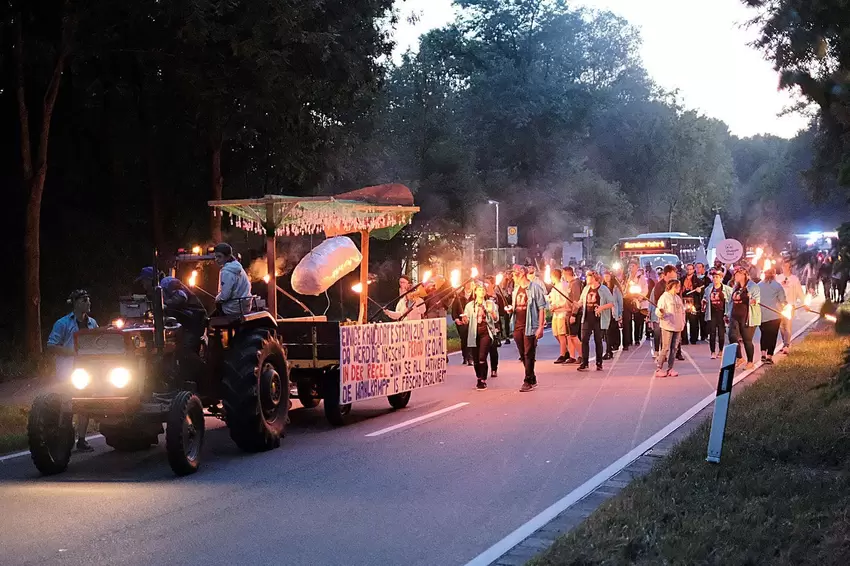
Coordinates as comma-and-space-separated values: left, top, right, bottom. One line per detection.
339, 318, 447, 404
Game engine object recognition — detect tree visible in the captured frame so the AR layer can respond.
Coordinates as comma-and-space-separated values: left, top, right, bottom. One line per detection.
10, 0, 76, 355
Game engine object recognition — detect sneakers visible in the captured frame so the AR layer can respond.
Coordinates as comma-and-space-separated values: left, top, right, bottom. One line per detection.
622, 346, 629, 352
745, 362, 755, 370
564, 357, 578, 364
476, 379, 487, 390
491, 370, 498, 378
710, 352, 717, 359
519, 382, 537, 392
576, 357, 585, 366
675, 353, 685, 361
554, 355, 568, 364
601, 352, 613, 360
764, 357, 774, 365
654, 369, 668, 378
735, 358, 746, 367
76, 439, 94, 452
577, 364, 589, 372
667, 370, 679, 377
596, 364, 603, 371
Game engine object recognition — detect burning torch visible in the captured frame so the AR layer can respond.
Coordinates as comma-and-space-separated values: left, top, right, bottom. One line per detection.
369, 270, 434, 323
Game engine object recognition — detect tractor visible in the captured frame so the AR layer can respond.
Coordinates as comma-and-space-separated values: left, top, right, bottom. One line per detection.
27, 278, 289, 477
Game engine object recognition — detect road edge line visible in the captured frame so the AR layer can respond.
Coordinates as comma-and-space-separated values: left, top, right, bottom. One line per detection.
463, 313, 820, 566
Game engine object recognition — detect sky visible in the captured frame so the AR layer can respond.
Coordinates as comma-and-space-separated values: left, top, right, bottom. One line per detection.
391, 0, 811, 139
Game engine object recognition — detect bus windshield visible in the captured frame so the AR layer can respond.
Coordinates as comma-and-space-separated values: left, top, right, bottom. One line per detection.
616, 232, 703, 264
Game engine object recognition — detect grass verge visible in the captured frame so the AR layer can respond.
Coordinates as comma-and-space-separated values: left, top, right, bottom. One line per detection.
530, 329, 850, 566
0, 405, 29, 454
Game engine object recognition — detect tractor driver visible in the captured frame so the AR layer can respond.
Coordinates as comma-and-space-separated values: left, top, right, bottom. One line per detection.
213, 243, 252, 316
135, 267, 207, 352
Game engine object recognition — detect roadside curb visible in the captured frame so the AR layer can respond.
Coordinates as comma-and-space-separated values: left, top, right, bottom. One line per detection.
471, 315, 821, 566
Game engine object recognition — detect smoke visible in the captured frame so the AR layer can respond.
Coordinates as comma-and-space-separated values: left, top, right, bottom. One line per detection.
245, 237, 314, 283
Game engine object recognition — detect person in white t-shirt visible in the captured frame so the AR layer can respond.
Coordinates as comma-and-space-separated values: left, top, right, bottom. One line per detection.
776, 258, 805, 354
654, 279, 685, 378
383, 275, 425, 321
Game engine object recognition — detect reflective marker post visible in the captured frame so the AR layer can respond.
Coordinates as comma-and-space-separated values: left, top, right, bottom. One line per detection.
706, 344, 738, 464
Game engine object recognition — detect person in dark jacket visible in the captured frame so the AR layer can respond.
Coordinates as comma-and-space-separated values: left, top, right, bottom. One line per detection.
680, 263, 707, 344
451, 284, 473, 365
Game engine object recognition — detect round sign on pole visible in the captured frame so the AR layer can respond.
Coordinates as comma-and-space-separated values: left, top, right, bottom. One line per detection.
715, 238, 744, 264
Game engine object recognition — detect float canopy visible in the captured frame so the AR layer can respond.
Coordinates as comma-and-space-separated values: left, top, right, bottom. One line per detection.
208, 183, 419, 240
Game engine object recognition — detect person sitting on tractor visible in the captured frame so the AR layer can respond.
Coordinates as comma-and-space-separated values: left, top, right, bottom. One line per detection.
135, 267, 207, 352
46, 289, 98, 452
213, 242, 252, 315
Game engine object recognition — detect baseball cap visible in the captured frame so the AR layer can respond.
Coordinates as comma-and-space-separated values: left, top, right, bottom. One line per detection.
135, 266, 156, 282
213, 242, 233, 256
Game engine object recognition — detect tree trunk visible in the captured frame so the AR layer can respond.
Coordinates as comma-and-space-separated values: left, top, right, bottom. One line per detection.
210, 137, 223, 242
18, 3, 73, 355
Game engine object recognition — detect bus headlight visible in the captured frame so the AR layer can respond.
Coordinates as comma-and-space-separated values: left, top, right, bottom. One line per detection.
71, 368, 91, 390
109, 367, 131, 388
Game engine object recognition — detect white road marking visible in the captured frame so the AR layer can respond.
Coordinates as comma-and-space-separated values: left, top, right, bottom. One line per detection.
364, 402, 469, 437
0, 434, 103, 463
682, 348, 716, 390
463, 313, 820, 566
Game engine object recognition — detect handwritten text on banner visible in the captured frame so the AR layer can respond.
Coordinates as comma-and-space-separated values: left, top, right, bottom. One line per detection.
339, 318, 447, 404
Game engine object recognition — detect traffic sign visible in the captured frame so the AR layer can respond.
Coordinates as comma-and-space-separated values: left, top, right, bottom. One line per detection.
507, 226, 518, 246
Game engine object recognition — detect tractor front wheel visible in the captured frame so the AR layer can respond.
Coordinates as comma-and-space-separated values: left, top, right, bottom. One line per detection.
165, 391, 205, 476
27, 393, 75, 476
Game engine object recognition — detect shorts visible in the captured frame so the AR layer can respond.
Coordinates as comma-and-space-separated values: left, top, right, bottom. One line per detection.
567, 311, 582, 337
552, 315, 567, 337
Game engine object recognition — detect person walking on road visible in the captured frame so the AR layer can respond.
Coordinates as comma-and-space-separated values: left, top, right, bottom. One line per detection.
451, 284, 473, 365
702, 269, 733, 360
563, 267, 584, 364
462, 282, 500, 390
758, 268, 786, 365
728, 267, 761, 370
506, 265, 548, 392
655, 279, 685, 378
623, 262, 648, 351
651, 265, 684, 362
549, 268, 571, 364
46, 289, 98, 452
484, 277, 502, 377
776, 258, 805, 353
681, 263, 705, 345
694, 262, 710, 340
602, 271, 623, 360
577, 271, 615, 372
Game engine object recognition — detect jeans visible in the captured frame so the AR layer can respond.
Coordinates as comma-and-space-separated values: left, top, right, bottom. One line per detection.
581, 319, 604, 366
457, 324, 471, 363
605, 321, 621, 354
728, 318, 756, 362
473, 333, 493, 380
489, 335, 499, 372
685, 313, 701, 344
657, 329, 682, 370
760, 319, 782, 356
707, 315, 726, 354
513, 330, 538, 383
623, 306, 645, 346
779, 317, 792, 349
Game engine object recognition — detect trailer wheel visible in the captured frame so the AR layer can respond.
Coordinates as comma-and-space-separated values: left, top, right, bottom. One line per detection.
166, 391, 205, 476
222, 329, 289, 452
27, 393, 75, 476
297, 381, 320, 409
322, 368, 351, 426
388, 391, 412, 410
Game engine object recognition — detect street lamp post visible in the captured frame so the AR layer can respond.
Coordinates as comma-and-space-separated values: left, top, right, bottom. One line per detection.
488, 199, 499, 265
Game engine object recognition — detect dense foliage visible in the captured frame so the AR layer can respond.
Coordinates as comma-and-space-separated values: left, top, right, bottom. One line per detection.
0, 0, 843, 355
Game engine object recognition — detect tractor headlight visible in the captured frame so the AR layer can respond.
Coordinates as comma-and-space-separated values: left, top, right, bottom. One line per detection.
71, 368, 91, 390
109, 367, 131, 388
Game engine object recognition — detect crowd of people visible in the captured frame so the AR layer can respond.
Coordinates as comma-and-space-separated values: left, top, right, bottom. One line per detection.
409, 255, 812, 391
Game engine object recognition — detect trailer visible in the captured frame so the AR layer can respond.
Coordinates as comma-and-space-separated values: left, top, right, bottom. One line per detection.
208, 184, 449, 426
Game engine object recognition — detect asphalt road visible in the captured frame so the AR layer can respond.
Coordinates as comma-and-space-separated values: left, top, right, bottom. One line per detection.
0, 309, 820, 566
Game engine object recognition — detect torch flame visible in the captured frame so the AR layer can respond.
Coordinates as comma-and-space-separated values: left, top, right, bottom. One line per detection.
450, 269, 462, 289
422, 270, 432, 284
192, 245, 202, 255
352, 283, 363, 293
471, 266, 479, 279
263, 274, 270, 284
782, 304, 794, 320
804, 293, 813, 307
544, 265, 552, 285
629, 284, 642, 295
754, 247, 764, 262
495, 273, 504, 286
763, 259, 772, 271
188, 270, 198, 288
112, 318, 125, 329
825, 314, 837, 323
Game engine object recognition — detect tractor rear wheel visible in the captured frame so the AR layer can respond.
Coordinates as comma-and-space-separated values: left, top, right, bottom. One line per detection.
222, 329, 289, 452
27, 393, 75, 476
166, 391, 205, 476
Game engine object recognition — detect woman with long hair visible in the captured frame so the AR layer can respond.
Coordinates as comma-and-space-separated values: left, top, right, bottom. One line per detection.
728, 266, 761, 370
602, 271, 623, 360
462, 282, 500, 390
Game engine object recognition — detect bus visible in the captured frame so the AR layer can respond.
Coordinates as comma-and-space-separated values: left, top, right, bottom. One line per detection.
616, 232, 704, 265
